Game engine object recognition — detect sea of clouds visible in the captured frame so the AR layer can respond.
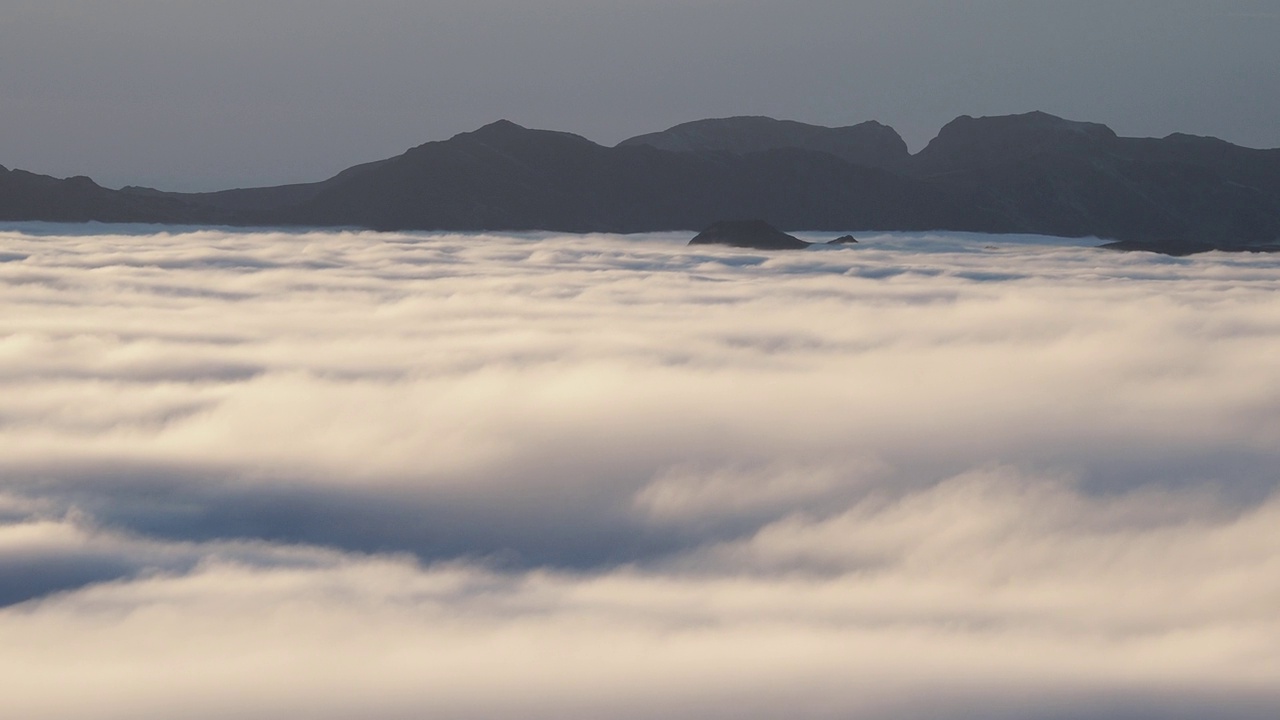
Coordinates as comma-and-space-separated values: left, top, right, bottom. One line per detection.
2, 224, 1279, 719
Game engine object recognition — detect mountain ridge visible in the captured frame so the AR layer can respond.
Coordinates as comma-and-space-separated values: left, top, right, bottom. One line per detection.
5, 112, 1279, 255
618, 116, 910, 169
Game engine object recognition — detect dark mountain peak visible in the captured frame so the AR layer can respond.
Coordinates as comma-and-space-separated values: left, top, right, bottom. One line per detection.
470, 118, 527, 136
119, 185, 165, 196
913, 111, 1118, 173
442, 118, 532, 144
621, 116, 806, 149
447, 119, 533, 144
446, 119, 600, 153
619, 116, 909, 168
851, 120, 901, 135
689, 220, 810, 250
64, 175, 102, 190
946, 110, 1114, 136
1161, 132, 1236, 148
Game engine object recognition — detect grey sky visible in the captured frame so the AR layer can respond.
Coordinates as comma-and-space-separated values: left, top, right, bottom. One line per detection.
2, 0, 1277, 191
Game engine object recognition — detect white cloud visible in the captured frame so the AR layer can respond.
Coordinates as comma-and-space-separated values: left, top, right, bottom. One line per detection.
1, 226, 1279, 718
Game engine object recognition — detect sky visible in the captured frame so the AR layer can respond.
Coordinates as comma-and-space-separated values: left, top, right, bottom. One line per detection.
2, 225, 1280, 718
1, 0, 1278, 191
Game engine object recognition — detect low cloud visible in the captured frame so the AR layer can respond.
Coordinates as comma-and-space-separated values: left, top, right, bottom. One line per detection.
1, 226, 1278, 718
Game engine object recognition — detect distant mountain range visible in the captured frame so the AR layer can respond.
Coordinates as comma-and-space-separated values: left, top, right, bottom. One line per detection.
4, 111, 1279, 255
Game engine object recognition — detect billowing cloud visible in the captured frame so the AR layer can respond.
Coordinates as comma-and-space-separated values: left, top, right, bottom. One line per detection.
2, 225, 1279, 718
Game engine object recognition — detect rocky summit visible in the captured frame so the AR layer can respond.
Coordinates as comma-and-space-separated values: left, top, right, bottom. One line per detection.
689, 220, 810, 250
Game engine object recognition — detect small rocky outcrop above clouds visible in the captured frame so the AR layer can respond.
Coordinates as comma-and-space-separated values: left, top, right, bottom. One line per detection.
689, 220, 811, 250
828, 234, 859, 245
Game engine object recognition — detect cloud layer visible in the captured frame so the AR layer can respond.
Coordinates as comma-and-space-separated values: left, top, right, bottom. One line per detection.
2, 225, 1279, 718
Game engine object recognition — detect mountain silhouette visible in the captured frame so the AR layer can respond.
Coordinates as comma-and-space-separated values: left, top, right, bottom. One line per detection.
618, 116, 910, 169
0, 166, 226, 224
266, 119, 989, 233
4, 112, 1279, 255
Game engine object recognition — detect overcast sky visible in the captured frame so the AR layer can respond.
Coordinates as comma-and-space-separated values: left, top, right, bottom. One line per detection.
2, 0, 1277, 191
